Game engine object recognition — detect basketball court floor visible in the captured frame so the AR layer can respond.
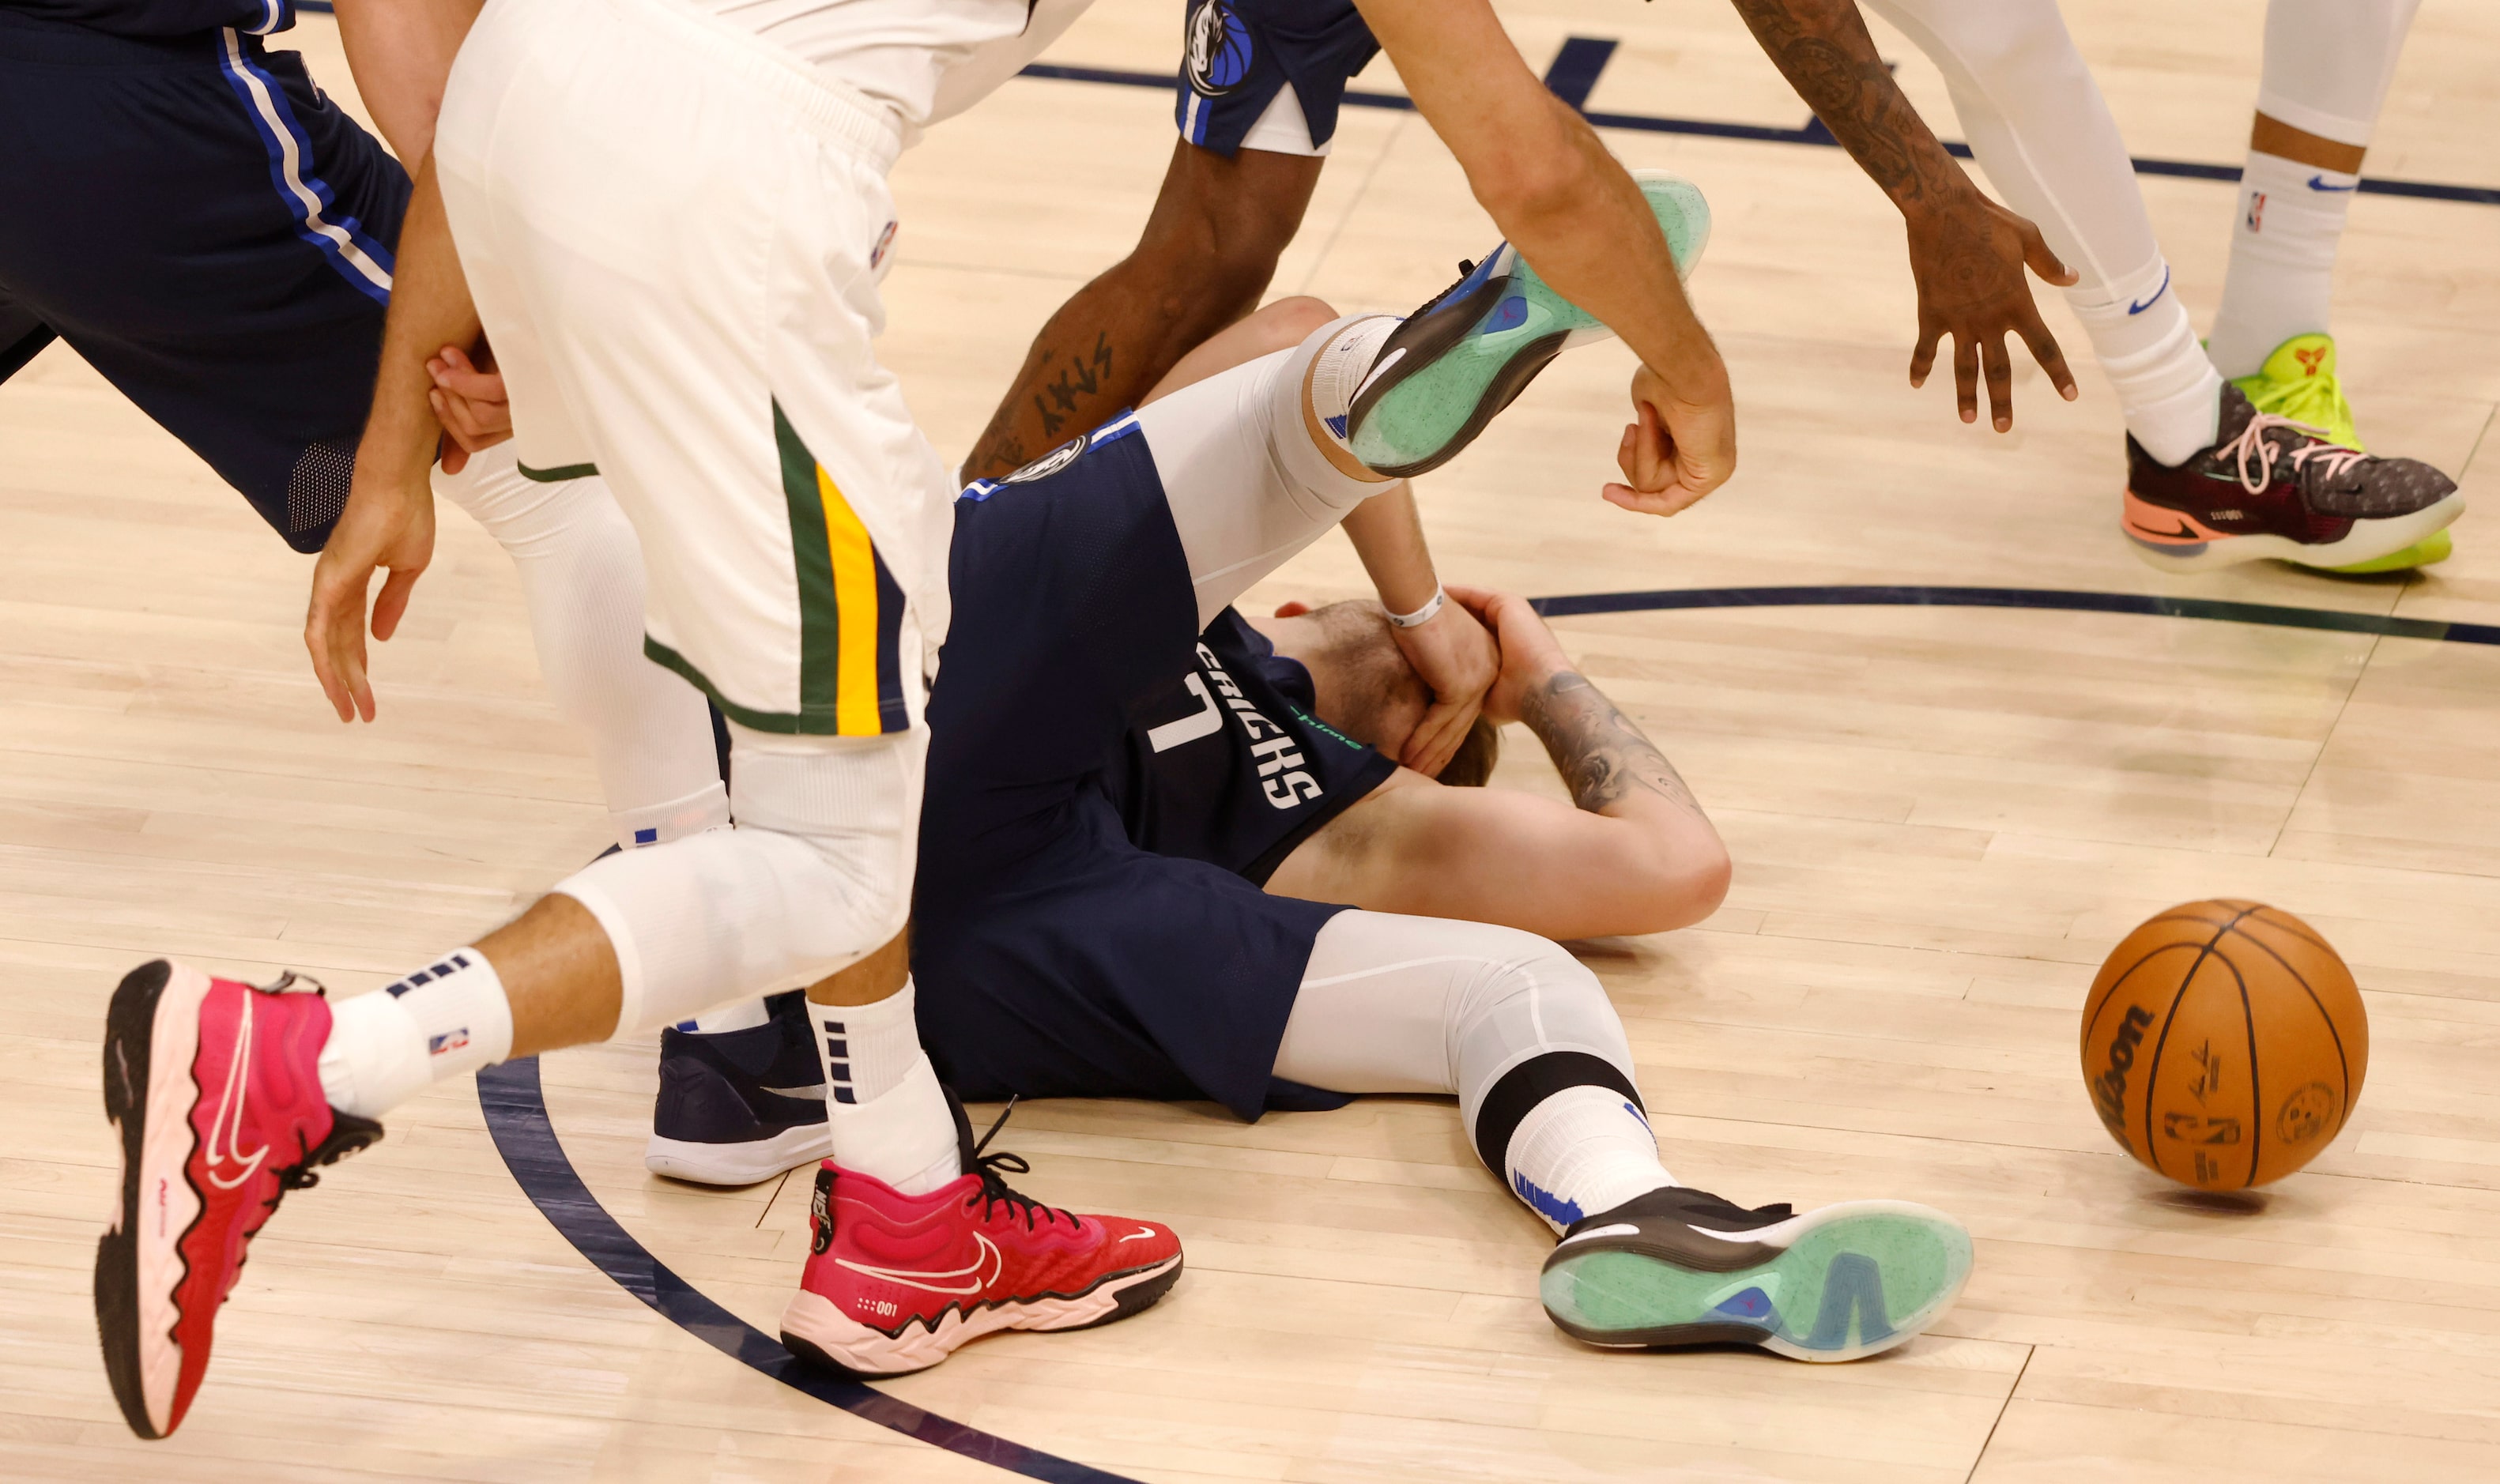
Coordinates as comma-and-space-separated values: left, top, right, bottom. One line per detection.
5, 1, 2498, 1479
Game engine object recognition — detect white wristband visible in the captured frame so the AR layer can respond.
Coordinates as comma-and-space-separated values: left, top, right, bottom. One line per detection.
1386, 586, 1446, 629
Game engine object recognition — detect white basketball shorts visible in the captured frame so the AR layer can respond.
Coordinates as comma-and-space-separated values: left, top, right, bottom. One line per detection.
435, 0, 952, 735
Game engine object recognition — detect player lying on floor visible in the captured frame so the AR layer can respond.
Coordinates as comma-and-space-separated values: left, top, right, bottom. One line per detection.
664, 296, 1975, 1365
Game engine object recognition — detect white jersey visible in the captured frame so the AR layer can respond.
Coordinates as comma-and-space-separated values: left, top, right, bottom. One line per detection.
692, 0, 1092, 137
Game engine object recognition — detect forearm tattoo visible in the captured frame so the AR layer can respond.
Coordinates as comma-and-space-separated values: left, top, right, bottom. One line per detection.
1729, 0, 1957, 209
1522, 671, 1706, 820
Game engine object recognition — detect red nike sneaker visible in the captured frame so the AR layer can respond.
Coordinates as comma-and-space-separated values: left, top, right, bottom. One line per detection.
95, 961, 380, 1438
2123, 383, 2460, 574
779, 1098, 1182, 1375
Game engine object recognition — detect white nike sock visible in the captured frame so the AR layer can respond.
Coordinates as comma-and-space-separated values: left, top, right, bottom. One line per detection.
813, 981, 957, 1194
2207, 151, 2355, 379
316, 950, 514, 1118
2065, 254, 2225, 466
1503, 1084, 1677, 1234
1303, 314, 1397, 451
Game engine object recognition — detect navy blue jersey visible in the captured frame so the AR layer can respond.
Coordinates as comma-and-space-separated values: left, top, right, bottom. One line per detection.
911, 417, 1382, 1121
2, 0, 292, 40
0, 8, 403, 550
1114, 609, 1393, 883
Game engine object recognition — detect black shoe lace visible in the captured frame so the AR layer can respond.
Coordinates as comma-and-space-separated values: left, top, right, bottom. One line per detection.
964, 1097, 1083, 1234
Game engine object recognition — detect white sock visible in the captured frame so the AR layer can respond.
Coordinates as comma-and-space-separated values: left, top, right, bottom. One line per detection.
1503, 1084, 1676, 1234
2207, 151, 2355, 379
813, 981, 957, 1194
2065, 254, 2224, 466
1303, 314, 1397, 450
316, 950, 515, 1119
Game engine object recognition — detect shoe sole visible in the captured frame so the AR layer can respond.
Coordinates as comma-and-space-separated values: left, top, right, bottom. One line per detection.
1347, 170, 1710, 479
778, 1254, 1183, 1377
646, 1124, 831, 1187
1540, 1200, 1971, 1363
96, 959, 212, 1440
2123, 489, 2464, 574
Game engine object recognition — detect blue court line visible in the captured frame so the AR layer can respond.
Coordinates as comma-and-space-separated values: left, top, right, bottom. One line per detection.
1525, 584, 2500, 646
476, 1058, 1147, 1484
1023, 40, 2500, 209
474, 580, 2493, 1484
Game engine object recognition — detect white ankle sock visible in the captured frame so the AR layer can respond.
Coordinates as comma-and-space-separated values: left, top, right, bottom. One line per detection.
316, 950, 514, 1119
2065, 255, 2224, 466
813, 981, 957, 1194
1303, 314, 1397, 450
2207, 151, 2354, 379
1503, 1084, 1676, 1234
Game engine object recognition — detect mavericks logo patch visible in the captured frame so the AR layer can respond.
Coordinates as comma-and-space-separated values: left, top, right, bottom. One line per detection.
1186, 0, 1254, 96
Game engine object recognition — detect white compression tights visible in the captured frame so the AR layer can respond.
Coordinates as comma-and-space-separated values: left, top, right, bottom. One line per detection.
431, 444, 728, 849
1863, 0, 2223, 463
1133, 315, 1394, 629
1273, 911, 1675, 1230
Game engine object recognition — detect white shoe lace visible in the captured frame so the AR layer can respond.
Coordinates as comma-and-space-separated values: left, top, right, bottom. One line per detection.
2223, 410, 2365, 495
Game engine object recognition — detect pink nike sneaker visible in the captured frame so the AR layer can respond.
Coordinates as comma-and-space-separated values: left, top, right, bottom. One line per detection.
779, 1101, 1182, 1375
95, 962, 380, 1438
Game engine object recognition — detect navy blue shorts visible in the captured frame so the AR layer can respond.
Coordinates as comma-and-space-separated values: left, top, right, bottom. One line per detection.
1175, 0, 1377, 156
914, 421, 1352, 1121
0, 11, 406, 552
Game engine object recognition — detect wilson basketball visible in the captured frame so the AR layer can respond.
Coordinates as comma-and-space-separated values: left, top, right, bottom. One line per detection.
2080, 901, 2369, 1190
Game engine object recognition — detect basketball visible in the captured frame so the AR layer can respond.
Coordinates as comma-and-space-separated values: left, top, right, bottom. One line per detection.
2082, 901, 2369, 1189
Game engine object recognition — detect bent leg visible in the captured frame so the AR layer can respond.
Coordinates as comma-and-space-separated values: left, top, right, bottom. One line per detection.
432, 446, 728, 850
1272, 910, 1674, 1230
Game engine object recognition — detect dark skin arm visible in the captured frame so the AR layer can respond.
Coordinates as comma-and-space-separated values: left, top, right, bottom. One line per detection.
1728, 0, 2080, 431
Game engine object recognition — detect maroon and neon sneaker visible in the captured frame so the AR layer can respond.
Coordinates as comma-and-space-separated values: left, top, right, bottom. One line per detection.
779, 1098, 1182, 1375
2122, 383, 2460, 574
95, 962, 380, 1438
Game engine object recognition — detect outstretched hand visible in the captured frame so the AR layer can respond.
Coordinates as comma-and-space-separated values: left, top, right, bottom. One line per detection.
1386, 593, 1499, 778
1603, 362, 1736, 518
305, 463, 436, 722
1905, 195, 2080, 431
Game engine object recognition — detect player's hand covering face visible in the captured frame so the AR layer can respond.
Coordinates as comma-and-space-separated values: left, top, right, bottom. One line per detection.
1387, 595, 1500, 778
1904, 195, 2080, 431
1445, 582, 1573, 727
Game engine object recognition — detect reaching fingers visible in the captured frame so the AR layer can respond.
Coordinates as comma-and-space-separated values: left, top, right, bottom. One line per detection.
2018, 311, 2080, 402
370, 567, 421, 644
1982, 332, 2015, 432
304, 573, 369, 723
1910, 318, 1942, 391
2022, 224, 2079, 288
1601, 479, 1710, 518
1404, 697, 1479, 779
1952, 330, 1981, 425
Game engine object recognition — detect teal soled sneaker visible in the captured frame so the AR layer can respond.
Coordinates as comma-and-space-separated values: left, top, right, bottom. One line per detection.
1540, 1186, 1973, 1362
1345, 169, 1710, 478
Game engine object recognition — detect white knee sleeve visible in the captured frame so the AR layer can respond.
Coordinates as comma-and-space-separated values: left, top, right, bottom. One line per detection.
2258, 0, 2422, 147
1135, 318, 1386, 628
432, 446, 728, 849
552, 724, 922, 1034
1273, 911, 1639, 1164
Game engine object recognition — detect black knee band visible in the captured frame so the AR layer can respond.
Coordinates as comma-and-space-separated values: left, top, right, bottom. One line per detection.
1470, 1051, 1645, 1177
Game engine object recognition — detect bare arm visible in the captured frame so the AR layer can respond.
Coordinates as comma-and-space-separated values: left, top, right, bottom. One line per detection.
331, 0, 484, 166
305, 160, 480, 721
1268, 586, 1730, 939
1338, 484, 1497, 778
1725, 0, 2077, 429
1354, 0, 1734, 514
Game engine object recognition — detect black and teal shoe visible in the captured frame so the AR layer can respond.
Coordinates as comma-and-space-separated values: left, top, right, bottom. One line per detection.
1344, 169, 1711, 479
1540, 1186, 1972, 1362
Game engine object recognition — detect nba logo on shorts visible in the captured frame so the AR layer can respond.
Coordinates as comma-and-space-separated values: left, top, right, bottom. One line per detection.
1186, 0, 1254, 96
2245, 191, 2267, 233
869, 220, 898, 272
